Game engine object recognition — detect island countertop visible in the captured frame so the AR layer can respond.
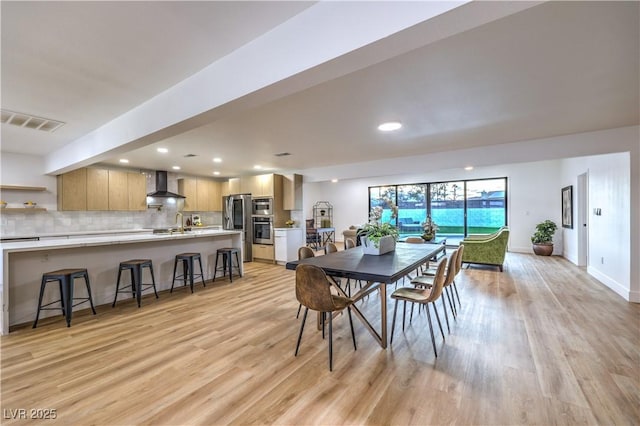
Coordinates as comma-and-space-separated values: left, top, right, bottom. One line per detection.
1, 229, 243, 334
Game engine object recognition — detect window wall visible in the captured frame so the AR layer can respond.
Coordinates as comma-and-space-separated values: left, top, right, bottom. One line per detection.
368, 177, 507, 242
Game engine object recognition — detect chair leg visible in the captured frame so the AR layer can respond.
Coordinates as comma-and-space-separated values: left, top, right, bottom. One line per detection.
198, 258, 206, 287
296, 303, 302, 319
213, 253, 220, 282
390, 299, 399, 344
294, 307, 308, 356
445, 287, 457, 318
453, 281, 461, 308
347, 306, 357, 351
234, 252, 242, 277
32, 276, 48, 328
432, 302, 445, 340
441, 296, 451, 334
425, 303, 438, 358
328, 311, 333, 371
402, 300, 406, 332
170, 258, 178, 293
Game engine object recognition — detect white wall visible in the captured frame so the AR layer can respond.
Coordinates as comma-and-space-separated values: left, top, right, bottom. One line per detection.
561, 153, 631, 300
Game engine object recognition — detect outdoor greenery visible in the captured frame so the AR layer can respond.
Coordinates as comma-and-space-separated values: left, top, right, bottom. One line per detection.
531, 220, 558, 244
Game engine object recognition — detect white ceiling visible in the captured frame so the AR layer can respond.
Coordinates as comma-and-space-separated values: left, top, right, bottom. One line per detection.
2, 1, 638, 181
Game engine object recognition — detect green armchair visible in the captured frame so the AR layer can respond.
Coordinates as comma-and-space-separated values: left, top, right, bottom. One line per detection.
461, 227, 510, 271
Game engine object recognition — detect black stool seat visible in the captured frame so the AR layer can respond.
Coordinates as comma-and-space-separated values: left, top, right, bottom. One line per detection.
113, 259, 158, 308
213, 247, 242, 283
33, 268, 97, 328
171, 253, 205, 293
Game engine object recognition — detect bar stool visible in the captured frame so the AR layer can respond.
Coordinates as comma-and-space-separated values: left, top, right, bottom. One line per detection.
213, 247, 242, 283
33, 268, 97, 328
171, 253, 205, 293
113, 259, 158, 308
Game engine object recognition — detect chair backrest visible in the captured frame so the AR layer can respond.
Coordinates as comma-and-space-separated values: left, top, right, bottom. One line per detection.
324, 242, 338, 254
345, 238, 356, 249
405, 236, 424, 244
295, 264, 338, 312
443, 248, 459, 287
425, 257, 448, 303
298, 246, 315, 260
455, 244, 464, 275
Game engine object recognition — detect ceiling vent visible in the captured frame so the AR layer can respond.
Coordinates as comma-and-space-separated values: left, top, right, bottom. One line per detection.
1, 109, 65, 132
184, 153, 198, 158
274, 152, 291, 157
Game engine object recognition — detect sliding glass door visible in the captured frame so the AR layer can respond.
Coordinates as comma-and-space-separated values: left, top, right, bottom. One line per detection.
466, 178, 507, 235
430, 181, 464, 240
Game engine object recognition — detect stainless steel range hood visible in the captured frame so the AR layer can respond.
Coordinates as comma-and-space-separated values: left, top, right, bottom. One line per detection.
146, 170, 185, 198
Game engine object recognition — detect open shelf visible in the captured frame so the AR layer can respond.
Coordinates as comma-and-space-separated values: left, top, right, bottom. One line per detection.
0, 185, 47, 191
1, 208, 47, 212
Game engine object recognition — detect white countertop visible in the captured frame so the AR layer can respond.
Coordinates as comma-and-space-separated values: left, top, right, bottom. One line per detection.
0, 229, 239, 253
1, 226, 223, 241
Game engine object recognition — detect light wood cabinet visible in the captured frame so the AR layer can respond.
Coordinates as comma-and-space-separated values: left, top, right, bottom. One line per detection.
240, 176, 256, 195
178, 177, 222, 211
127, 172, 147, 211
57, 168, 87, 211
108, 170, 129, 210
283, 174, 302, 210
252, 244, 275, 263
86, 168, 109, 210
226, 178, 240, 195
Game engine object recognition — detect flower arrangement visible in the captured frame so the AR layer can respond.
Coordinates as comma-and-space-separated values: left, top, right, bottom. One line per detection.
285, 219, 295, 227
358, 197, 399, 248
421, 215, 438, 241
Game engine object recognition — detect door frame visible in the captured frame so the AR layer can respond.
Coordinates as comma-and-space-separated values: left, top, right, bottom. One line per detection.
577, 172, 589, 266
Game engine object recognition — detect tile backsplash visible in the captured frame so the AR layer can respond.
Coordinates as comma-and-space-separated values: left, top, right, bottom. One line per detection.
1, 207, 221, 237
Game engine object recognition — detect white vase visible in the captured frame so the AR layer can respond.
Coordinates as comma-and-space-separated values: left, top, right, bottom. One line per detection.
362, 235, 396, 255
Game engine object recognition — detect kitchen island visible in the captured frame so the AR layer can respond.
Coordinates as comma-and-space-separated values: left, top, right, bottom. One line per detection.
0, 229, 242, 334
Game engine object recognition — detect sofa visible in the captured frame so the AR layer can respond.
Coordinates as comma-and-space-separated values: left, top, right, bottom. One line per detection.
461, 226, 510, 271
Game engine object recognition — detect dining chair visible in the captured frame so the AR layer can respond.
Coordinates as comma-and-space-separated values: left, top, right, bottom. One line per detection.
324, 242, 338, 254
404, 236, 427, 279
294, 264, 357, 371
296, 247, 315, 319
344, 238, 356, 249
409, 249, 458, 333
421, 244, 464, 310
390, 257, 447, 357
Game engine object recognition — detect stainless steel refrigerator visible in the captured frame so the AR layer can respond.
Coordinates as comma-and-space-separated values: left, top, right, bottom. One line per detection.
222, 194, 252, 261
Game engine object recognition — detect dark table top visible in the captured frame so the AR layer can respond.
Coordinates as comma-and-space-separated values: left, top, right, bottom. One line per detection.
285, 242, 444, 283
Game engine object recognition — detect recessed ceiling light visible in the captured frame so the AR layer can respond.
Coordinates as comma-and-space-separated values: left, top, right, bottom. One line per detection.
213, 157, 222, 163
377, 121, 402, 132
254, 165, 262, 170
213, 171, 220, 176
119, 159, 129, 164
157, 148, 168, 153
465, 166, 474, 171
331, 179, 338, 183
172, 166, 181, 170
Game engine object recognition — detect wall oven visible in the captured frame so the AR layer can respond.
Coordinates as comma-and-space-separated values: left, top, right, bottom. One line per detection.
252, 216, 274, 245
252, 197, 273, 216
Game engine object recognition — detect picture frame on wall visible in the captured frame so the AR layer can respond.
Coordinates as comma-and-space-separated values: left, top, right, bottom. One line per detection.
562, 185, 573, 229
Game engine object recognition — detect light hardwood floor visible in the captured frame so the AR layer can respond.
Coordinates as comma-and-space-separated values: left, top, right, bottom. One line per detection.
1, 252, 638, 425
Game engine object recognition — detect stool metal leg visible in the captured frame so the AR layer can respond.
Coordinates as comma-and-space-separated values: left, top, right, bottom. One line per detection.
33, 276, 48, 328
213, 253, 220, 282
113, 266, 123, 307
226, 253, 233, 283
234, 252, 242, 278
130, 268, 136, 299
83, 272, 97, 315
148, 263, 159, 299
61, 276, 73, 327
198, 257, 206, 287
170, 258, 179, 293
133, 264, 142, 308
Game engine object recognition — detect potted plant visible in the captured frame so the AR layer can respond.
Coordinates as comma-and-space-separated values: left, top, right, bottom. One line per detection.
531, 219, 557, 256
358, 200, 399, 255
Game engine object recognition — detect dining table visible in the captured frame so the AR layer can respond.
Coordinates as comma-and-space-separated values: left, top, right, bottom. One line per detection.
285, 242, 445, 349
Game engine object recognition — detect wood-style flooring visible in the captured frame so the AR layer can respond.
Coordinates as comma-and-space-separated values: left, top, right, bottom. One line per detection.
1, 252, 638, 425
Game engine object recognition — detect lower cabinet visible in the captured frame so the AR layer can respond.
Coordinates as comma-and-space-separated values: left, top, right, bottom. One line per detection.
274, 228, 304, 265
252, 244, 275, 263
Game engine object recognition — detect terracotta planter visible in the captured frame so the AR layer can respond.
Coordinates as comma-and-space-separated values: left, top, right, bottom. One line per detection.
532, 243, 553, 256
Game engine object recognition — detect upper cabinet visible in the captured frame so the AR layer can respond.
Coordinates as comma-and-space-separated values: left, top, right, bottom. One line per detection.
239, 174, 282, 198
177, 177, 222, 212
58, 168, 147, 211
283, 174, 302, 210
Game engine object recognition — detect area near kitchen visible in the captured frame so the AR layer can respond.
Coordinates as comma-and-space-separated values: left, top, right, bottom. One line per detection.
0, 155, 306, 333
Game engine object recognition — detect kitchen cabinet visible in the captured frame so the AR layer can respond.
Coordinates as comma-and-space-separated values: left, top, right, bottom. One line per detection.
86, 168, 109, 210
283, 174, 302, 210
240, 173, 282, 198
108, 170, 129, 211
57, 168, 87, 211
178, 177, 222, 212
223, 178, 240, 196
252, 244, 275, 263
127, 172, 147, 211
274, 228, 304, 265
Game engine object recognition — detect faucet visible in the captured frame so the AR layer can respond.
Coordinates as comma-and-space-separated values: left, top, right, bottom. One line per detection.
176, 212, 184, 234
